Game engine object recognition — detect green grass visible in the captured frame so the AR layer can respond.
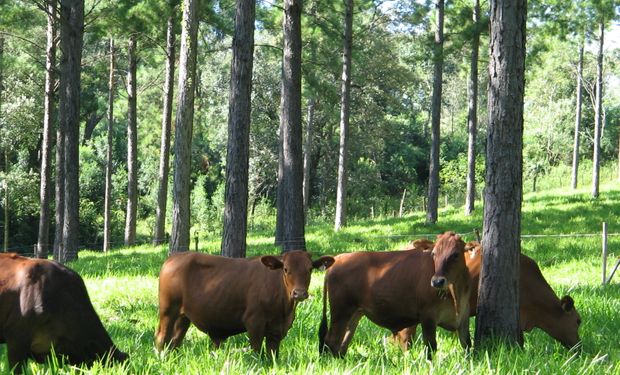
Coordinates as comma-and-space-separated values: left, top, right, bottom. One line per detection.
2, 183, 620, 374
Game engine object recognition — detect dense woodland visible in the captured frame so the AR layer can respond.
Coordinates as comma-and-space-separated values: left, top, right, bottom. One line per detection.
0, 0, 619, 255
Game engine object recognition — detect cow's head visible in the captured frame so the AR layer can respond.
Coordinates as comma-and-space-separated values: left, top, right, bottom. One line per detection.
549, 295, 582, 349
430, 232, 467, 290
261, 250, 335, 302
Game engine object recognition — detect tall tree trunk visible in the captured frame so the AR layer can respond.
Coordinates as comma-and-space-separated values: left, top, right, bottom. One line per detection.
0, 37, 7, 253
334, 0, 353, 232
54, 57, 66, 261
592, 22, 604, 199
475, 0, 526, 349
153, 15, 176, 246
464, 0, 479, 217
571, 39, 584, 189
3, 152, 7, 253
426, 0, 444, 225
59, 0, 85, 263
37, 0, 57, 258
275, 0, 305, 252
103, 38, 115, 253
170, 0, 199, 254
125, 34, 138, 246
303, 97, 316, 216
221, 0, 256, 259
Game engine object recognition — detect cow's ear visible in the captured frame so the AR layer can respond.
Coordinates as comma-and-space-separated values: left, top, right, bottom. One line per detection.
312, 256, 335, 271
261, 256, 283, 270
561, 295, 575, 312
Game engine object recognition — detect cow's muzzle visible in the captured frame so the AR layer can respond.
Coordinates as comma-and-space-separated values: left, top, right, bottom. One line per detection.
292, 289, 309, 301
431, 276, 447, 289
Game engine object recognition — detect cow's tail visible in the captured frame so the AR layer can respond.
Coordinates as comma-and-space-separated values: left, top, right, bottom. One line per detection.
318, 272, 329, 354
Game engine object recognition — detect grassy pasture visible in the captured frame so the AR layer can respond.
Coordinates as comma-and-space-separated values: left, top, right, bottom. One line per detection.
1, 184, 620, 374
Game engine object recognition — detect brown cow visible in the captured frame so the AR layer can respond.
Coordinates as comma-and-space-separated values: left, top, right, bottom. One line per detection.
395, 241, 582, 350
318, 232, 471, 359
0, 253, 128, 373
155, 250, 334, 355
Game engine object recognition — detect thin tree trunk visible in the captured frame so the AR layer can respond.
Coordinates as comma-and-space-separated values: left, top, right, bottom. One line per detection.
426, 0, 444, 225
275, 0, 305, 252
59, 0, 85, 263
303, 97, 316, 216
592, 22, 604, 199
3, 153, 7, 253
170, 0, 199, 254
475, 0, 526, 349
153, 15, 176, 246
103, 38, 115, 253
334, 0, 353, 232
464, 0, 479, 217
36, 0, 57, 258
221, 0, 256, 259
125, 34, 138, 246
54, 57, 66, 261
571, 39, 584, 189
0, 37, 7, 253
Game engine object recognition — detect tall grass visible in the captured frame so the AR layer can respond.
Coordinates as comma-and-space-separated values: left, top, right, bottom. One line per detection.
1, 184, 620, 374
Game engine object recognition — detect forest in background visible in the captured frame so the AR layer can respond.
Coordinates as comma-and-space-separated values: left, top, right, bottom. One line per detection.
0, 0, 619, 252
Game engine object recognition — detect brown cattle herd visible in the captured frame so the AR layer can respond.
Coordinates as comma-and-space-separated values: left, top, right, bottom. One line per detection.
0, 231, 582, 373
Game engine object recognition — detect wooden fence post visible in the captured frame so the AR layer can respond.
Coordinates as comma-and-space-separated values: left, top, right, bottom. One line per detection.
602, 222, 608, 285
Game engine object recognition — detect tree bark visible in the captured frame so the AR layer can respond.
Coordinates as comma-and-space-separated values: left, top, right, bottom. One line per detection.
125, 34, 138, 246
571, 39, 583, 189
475, 0, 526, 349
0, 37, 7, 253
170, 0, 199, 254
103, 38, 115, 253
426, 0, 444, 225
54, 51, 66, 261
37, 0, 57, 258
334, 0, 353, 232
464, 0, 479, 217
275, 0, 305, 252
592, 22, 604, 199
303, 97, 316, 216
59, 0, 85, 263
221, 0, 256, 259
153, 15, 176, 246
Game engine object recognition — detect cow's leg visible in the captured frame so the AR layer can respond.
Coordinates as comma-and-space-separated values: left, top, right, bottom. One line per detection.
421, 320, 437, 360
7, 338, 30, 374
456, 319, 471, 350
245, 318, 266, 353
339, 311, 363, 355
155, 300, 191, 352
209, 336, 226, 349
265, 332, 282, 357
324, 306, 358, 357
169, 315, 191, 349
392, 326, 417, 351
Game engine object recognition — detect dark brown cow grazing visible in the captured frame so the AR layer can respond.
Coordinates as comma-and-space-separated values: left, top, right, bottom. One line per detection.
319, 232, 471, 359
395, 241, 581, 350
155, 250, 334, 354
0, 253, 128, 373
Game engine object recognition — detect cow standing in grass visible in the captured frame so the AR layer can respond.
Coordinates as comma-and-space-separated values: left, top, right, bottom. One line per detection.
319, 231, 471, 359
395, 241, 582, 350
155, 250, 334, 355
0, 253, 128, 373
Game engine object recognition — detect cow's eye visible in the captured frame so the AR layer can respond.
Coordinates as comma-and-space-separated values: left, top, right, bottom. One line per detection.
284, 267, 289, 274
